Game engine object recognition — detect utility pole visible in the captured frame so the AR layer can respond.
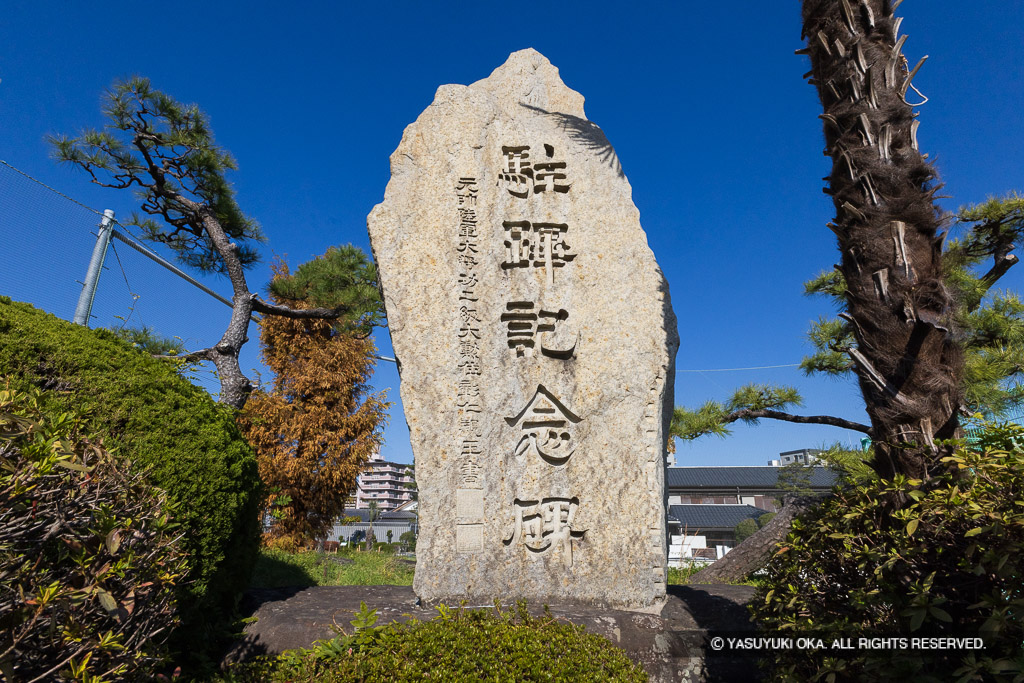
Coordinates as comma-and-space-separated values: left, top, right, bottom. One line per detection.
73, 209, 115, 327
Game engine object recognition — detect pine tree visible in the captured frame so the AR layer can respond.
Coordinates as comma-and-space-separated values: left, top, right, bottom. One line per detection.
52, 78, 377, 408
237, 249, 388, 550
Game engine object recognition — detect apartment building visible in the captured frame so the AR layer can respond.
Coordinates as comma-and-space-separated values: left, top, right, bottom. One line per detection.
354, 449, 415, 511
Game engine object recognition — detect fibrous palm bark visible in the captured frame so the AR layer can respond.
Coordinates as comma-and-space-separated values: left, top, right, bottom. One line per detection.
802, 0, 963, 480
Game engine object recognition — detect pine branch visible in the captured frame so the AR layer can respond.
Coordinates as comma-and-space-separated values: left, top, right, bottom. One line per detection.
671, 382, 872, 441
723, 408, 872, 435
979, 253, 1019, 293
250, 297, 349, 320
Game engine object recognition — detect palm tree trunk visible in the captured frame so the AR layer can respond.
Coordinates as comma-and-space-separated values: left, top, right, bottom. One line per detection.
802, 0, 964, 480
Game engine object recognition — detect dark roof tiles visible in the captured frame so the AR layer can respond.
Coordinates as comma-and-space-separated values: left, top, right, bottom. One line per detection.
668, 504, 773, 529
342, 508, 417, 523
666, 466, 838, 489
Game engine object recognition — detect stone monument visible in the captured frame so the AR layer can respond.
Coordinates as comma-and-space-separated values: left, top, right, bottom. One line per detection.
367, 48, 678, 610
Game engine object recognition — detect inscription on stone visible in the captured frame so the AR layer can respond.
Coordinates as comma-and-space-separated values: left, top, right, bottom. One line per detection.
506, 385, 581, 466
497, 143, 571, 197
503, 497, 585, 568
454, 178, 484, 512
500, 302, 576, 358
368, 49, 678, 609
502, 221, 576, 286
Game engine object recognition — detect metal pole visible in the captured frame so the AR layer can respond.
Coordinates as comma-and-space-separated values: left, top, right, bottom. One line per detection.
73, 209, 115, 326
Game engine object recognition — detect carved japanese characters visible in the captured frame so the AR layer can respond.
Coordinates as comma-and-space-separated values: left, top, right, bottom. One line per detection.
368, 49, 678, 609
504, 497, 585, 568
506, 385, 581, 466
500, 302, 577, 359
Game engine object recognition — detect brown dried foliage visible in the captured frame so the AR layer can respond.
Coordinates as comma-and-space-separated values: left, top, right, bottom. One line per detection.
802, 0, 964, 479
238, 265, 388, 551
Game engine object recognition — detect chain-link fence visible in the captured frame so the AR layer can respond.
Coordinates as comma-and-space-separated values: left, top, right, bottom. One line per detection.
0, 160, 262, 397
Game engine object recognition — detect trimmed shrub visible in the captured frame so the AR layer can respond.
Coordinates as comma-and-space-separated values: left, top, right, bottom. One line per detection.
0, 383, 188, 681
0, 300, 260, 652
221, 601, 648, 682
734, 518, 759, 543
751, 420, 1024, 680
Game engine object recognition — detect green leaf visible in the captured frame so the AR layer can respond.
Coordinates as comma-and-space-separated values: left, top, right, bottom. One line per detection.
964, 527, 984, 537
97, 589, 117, 613
906, 518, 919, 536
105, 530, 121, 556
909, 609, 926, 632
56, 460, 91, 472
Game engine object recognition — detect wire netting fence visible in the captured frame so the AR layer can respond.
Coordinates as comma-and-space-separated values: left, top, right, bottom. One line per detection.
0, 160, 262, 397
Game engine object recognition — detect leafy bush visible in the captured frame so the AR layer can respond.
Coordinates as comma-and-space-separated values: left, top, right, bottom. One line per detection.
751, 420, 1024, 680
398, 530, 416, 551
0, 300, 260, 654
734, 518, 759, 543
0, 383, 188, 682
220, 601, 647, 682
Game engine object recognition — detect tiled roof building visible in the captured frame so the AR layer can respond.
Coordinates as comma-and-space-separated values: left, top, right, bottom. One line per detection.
665, 459, 839, 564
667, 504, 772, 529
666, 466, 838, 513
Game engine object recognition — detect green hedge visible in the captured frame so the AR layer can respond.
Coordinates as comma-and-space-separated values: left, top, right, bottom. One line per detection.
221, 602, 648, 682
0, 299, 260, 651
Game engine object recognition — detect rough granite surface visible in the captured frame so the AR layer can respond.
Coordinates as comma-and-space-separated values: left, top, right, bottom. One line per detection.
367, 48, 679, 609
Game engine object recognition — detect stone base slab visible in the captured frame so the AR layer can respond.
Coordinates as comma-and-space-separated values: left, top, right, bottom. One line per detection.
221, 584, 762, 683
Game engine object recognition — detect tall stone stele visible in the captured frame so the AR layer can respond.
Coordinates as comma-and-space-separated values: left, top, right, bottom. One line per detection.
368, 49, 678, 610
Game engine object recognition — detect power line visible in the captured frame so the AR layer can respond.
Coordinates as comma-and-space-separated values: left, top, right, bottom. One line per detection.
678, 363, 801, 372
0, 160, 399, 364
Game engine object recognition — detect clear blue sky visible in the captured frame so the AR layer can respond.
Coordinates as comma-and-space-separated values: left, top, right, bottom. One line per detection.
2, 2, 1022, 467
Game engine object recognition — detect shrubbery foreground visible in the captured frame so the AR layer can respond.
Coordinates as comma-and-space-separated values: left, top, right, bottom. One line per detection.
0, 383, 188, 681
751, 420, 1024, 680
219, 601, 648, 682
6, 295, 1024, 681
0, 298, 261, 672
